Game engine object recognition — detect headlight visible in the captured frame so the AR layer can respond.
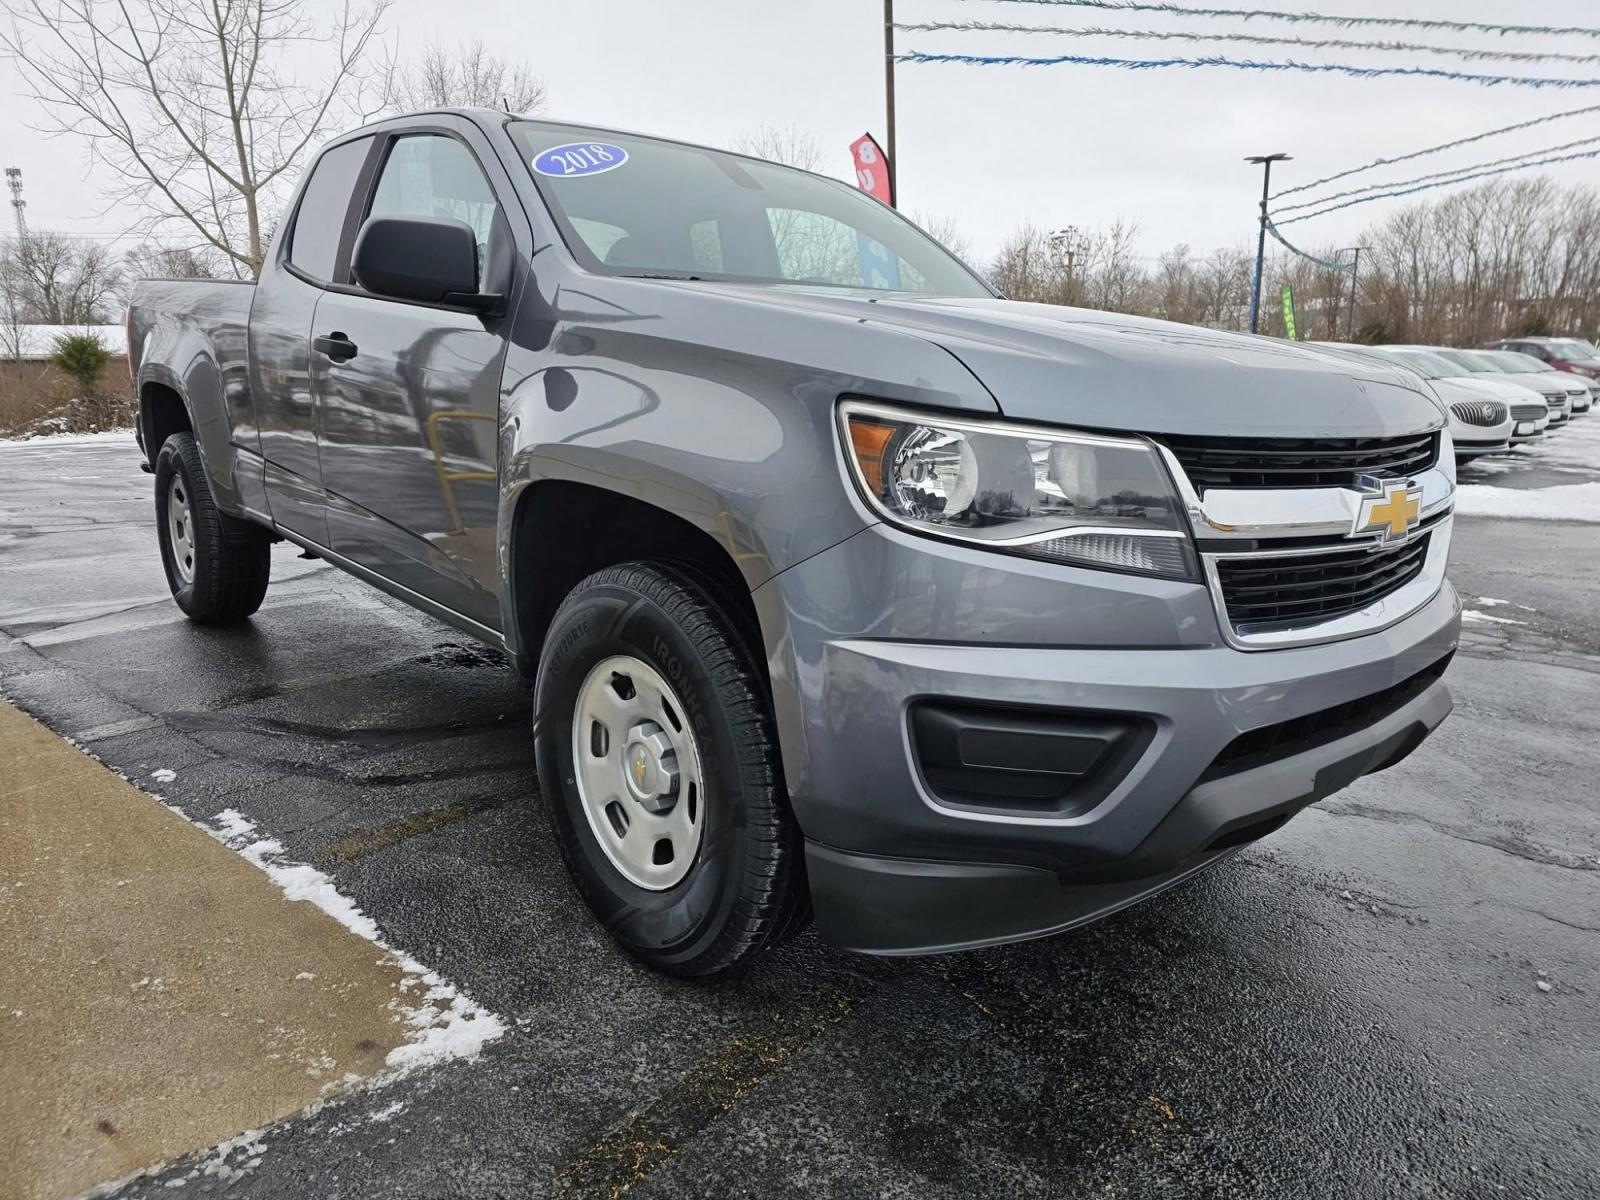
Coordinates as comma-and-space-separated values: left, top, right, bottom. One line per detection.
839, 401, 1196, 580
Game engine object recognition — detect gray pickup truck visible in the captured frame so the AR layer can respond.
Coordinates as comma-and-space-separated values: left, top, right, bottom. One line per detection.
128, 109, 1460, 976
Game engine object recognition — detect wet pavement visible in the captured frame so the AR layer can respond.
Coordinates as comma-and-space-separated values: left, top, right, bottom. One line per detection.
1, 432, 1597, 1199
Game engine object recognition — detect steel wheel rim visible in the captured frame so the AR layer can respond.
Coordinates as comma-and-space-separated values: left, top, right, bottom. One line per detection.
167, 475, 196, 585
571, 654, 705, 891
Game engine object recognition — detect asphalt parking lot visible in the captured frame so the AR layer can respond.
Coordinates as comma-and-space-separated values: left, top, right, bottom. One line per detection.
3, 429, 1598, 1200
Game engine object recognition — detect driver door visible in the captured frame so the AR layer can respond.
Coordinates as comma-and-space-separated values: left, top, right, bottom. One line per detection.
311, 124, 511, 631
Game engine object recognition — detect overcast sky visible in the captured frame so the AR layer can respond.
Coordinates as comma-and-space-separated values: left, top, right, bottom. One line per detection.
5, 0, 1600, 266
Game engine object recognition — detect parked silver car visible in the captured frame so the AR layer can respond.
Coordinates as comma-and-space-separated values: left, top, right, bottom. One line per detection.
1427, 347, 1571, 426
1479, 348, 1591, 415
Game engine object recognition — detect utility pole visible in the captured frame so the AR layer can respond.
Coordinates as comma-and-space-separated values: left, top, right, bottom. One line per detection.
883, 0, 897, 206
1049, 226, 1085, 302
1344, 245, 1365, 340
4, 168, 24, 235
1245, 152, 1290, 335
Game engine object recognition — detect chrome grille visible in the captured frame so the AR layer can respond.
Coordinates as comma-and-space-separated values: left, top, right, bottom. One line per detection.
1158, 432, 1437, 490
1448, 399, 1506, 427
1510, 402, 1546, 421
1215, 534, 1432, 634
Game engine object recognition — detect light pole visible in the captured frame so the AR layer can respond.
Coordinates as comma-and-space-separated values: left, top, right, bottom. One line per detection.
1245, 153, 1290, 335
883, 0, 898, 206
1340, 245, 1366, 340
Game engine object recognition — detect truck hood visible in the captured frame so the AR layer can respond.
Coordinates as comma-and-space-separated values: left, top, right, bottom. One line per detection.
664, 283, 1443, 438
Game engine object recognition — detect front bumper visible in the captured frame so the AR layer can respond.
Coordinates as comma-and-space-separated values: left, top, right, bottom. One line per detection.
1454, 438, 1510, 459
759, 523, 1460, 954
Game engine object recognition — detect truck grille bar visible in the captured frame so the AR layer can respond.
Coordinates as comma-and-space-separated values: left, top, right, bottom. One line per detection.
1215, 533, 1433, 634
1157, 432, 1437, 490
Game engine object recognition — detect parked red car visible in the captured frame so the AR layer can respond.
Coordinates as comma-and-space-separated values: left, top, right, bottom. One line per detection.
1486, 336, 1600, 380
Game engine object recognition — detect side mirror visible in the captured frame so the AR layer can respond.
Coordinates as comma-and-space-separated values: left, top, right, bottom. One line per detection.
351, 215, 500, 313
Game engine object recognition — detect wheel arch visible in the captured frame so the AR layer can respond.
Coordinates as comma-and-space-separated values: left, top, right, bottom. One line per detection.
504, 477, 767, 679
138, 374, 194, 469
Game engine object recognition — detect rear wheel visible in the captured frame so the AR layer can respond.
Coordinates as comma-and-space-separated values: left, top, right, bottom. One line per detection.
154, 432, 271, 623
533, 561, 809, 977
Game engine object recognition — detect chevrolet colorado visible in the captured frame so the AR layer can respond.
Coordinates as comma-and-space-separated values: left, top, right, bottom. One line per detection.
128, 110, 1460, 976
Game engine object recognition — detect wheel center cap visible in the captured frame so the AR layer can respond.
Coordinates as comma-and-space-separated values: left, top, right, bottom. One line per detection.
622, 721, 678, 811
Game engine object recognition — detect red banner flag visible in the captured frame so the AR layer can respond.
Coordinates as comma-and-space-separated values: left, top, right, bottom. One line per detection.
850, 133, 893, 206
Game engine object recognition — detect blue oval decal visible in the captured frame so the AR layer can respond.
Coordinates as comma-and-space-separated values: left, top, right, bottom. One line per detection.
533, 142, 628, 179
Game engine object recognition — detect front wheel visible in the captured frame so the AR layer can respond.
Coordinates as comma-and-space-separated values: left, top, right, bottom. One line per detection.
154, 432, 271, 623
533, 562, 809, 977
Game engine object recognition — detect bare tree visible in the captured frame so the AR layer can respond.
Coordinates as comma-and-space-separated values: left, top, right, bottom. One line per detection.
383, 37, 545, 114
2, 0, 389, 278
735, 125, 825, 173
0, 232, 123, 325
988, 223, 1056, 302
122, 242, 223, 282
1081, 218, 1147, 313
912, 212, 975, 267
0, 249, 29, 360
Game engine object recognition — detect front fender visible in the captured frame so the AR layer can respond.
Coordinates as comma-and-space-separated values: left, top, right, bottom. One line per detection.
496, 357, 875, 586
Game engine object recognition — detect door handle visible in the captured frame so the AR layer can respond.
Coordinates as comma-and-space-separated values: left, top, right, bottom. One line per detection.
313, 332, 358, 363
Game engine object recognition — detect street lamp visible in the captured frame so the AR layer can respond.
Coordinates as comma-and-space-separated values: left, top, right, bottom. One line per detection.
1338, 245, 1367, 341
1245, 153, 1291, 335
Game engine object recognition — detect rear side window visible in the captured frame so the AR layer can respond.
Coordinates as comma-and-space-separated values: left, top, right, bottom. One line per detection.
287, 137, 372, 281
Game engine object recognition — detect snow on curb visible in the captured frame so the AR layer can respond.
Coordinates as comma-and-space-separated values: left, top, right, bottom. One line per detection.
1455, 481, 1600, 523
201, 807, 505, 1072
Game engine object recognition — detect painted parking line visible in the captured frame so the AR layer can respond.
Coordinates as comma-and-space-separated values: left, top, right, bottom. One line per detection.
0, 701, 502, 1199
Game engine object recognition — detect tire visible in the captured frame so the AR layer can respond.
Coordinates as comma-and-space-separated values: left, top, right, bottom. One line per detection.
154, 432, 271, 623
533, 561, 809, 977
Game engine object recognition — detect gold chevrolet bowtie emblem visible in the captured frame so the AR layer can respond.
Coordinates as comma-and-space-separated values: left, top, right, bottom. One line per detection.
1354, 480, 1422, 543
633, 751, 647, 786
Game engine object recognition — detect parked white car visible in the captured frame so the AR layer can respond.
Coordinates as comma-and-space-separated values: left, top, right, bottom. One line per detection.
1317, 345, 1515, 460
1356, 345, 1542, 444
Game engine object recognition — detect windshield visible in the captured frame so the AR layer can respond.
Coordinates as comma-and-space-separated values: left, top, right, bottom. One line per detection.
510, 122, 992, 297
1392, 349, 1465, 379
1487, 350, 1546, 373
1552, 338, 1600, 359
1432, 348, 1498, 374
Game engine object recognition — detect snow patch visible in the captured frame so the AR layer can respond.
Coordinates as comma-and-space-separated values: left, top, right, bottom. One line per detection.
1455, 481, 1600, 522
0, 428, 134, 448
1470, 596, 1537, 613
1462, 609, 1525, 626
150, 767, 177, 783
201, 808, 504, 1073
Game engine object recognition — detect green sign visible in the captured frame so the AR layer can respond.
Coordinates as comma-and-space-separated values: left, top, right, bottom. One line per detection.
1281, 283, 1299, 341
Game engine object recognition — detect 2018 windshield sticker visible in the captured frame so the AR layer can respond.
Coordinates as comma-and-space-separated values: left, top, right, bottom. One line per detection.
533, 142, 628, 178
